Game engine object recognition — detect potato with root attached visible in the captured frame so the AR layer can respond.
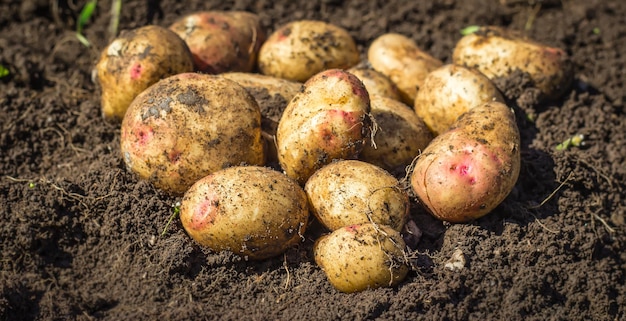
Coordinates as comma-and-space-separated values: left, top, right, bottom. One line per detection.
169, 11, 266, 74
348, 67, 402, 101
314, 223, 409, 293
452, 26, 573, 101
120, 73, 264, 195
258, 20, 360, 82
305, 160, 409, 231
410, 101, 520, 223
276, 69, 372, 184
360, 95, 433, 172
414, 64, 504, 136
95, 25, 194, 121
180, 166, 309, 260
368, 33, 443, 105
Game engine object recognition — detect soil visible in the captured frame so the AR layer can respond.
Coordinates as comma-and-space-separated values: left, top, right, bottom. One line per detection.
1, 0, 625, 320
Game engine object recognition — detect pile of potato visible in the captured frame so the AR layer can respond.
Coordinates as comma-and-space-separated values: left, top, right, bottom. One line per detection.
95, 11, 572, 293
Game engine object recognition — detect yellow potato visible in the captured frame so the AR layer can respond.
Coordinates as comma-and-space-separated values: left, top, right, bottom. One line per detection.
367, 33, 443, 105
348, 67, 402, 101
258, 20, 360, 82
120, 73, 264, 195
414, 64, 504, 136
314, 223, 409, 293
180, 166, 309, 260
305, 160, 409, 231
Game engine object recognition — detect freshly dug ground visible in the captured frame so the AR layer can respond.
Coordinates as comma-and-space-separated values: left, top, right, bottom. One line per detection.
1, 0, 625, 320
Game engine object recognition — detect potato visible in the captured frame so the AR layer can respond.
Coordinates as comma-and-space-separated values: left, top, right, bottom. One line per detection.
258, 20, 360, 82
314, 223, 409, 293
410, 101, 520, 223
95, 25, 194, 121
414, 64, 504, 136
169, 11, 266, 74
120, 73, 264, 195
305, 160, 409, 231
276, 69, 372, 184
180, 166, 309, 260
367, 33, 443, 105
348, 67, 402, 101
452, 26, 573, 100
360, 95, 433, 172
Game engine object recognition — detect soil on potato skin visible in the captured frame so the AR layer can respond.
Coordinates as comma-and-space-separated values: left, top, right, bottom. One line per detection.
1, 0, 625, 320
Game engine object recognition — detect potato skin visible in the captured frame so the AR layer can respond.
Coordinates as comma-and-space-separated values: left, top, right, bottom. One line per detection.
314, 223, 409, 293
258, 20, 360, 82
180, 166, 309, 260
360, 95, 433, 172
169, 11, 266, 74
276, 69, 371, 184
348, 67, 402, 101
305, 160, 409, 231
96, 25, 194, 121
452, 26, 573, 100
368, 33, 443, 105
410, 101, 520, 223
120, 73, 264, 195
414, 64, 504, 136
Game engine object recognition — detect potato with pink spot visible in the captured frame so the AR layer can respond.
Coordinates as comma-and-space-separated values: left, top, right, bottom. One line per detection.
180, 166, 309, 260
276, 69, 372, 184
410, 101, 520, 223
95, 25, 194, 121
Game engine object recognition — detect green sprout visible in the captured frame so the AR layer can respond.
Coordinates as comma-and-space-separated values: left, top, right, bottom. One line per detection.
556, 134, 585, 151
108, 0, 122, 40
460, 25, 480, 36
28, 182, 36, 189
0, 65, 9, 78
76, 0, 97, 47
161, 201, 181, 236
593, 27, 600, 35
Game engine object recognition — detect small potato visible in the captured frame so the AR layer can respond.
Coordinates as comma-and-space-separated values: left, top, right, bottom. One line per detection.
314, 223, 409, 293
180, 166, 309, 260
452, 26, 573, 100
410, 101, 520, 223
348, 67, 402, 101
258, 20, 360, 82
169, 11, 266, 73
276, 69, 372, 184
96, 25, 194, 121
120, 73, 264, 195
360, 95, 433, 172
305, 160, 409, 231
368, 33, 443, 105
414, 64, 504, 136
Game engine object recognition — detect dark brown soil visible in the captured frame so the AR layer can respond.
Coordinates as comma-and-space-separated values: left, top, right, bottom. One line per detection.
1, 0, 625, 320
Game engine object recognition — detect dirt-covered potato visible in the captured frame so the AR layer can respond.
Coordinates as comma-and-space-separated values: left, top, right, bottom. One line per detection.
452, 26, 573, 100
410, 101, 520, 223
360, 95, 433, 172
414, 64, 504, 136
169, 11, 266, 74
120, 73, 264, 195
314, 223, 409, 293
180, 166, 309, 260
368, 33, 443, 105
95, 25, 194, 121
348, 67, 402, 101
258, 20, 360, 82
305, 160, 409, 231
276, 69, 372, 184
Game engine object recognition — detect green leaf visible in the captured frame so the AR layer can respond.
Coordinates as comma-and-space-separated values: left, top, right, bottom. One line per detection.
0, 65, 9, 78
460, 25, 480, 36
77, 0, 98, 34
593, 27, 600, 35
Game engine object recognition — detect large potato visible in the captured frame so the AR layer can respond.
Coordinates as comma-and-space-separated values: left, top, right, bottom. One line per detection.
180, 166, 309, 260
348, 67, 402, 101
276, 69, 372, 184
314, 223, 409, 293
305, 160, 409, 231
368, 33, 443, 105
96, 25, 194, 121
169, 11, 266, 73
258, 20, 360, 82
410, 101, 520, 223
452, 26, 573, 100
360, 95, 433, 172
120, 73, 264, 195
414, 64, 504, 136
